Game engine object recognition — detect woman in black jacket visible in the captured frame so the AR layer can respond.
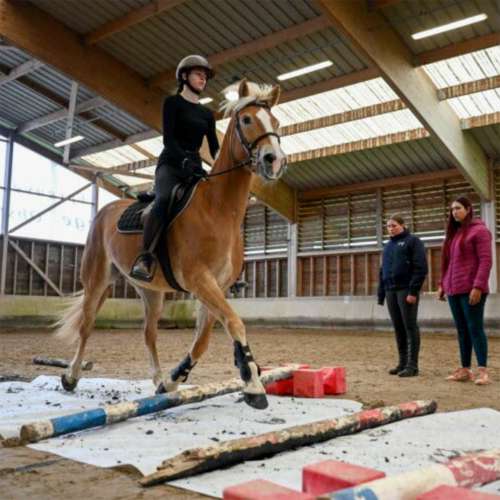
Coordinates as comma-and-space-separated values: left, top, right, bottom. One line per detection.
377, 215, 428, 377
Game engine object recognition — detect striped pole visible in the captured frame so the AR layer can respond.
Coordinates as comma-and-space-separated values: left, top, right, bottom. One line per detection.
330, 449, 500, 499
19, 366, 298, 444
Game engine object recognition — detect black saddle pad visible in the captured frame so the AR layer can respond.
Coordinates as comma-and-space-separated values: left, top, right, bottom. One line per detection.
117, 181, 199, 234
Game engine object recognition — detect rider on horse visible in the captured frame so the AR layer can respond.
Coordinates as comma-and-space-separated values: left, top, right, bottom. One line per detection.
130, 55, 219, 282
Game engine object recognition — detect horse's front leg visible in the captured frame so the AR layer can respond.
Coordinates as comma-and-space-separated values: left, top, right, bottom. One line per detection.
169, 305, 216, 391
191, 272, 267, 410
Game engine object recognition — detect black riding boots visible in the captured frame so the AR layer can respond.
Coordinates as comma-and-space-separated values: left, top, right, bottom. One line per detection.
130, 210, 163, 282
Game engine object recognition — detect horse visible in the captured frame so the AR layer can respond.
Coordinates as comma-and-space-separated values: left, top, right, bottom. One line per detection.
55, 79, 287, 410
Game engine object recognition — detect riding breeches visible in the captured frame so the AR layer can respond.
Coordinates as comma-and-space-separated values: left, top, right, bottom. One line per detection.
152, 164, 184, 218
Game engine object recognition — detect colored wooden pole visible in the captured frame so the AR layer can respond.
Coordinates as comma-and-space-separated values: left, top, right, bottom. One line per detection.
140, 400, 437, 486
329, 449, 500, 499
33, 357, 93, 371
19, 366, 298, 444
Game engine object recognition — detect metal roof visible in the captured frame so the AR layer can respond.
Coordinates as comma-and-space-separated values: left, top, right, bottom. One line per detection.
0, 0, 499, 200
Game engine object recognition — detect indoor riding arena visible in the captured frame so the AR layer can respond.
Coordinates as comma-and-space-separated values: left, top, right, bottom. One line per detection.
2, 1, 500, 499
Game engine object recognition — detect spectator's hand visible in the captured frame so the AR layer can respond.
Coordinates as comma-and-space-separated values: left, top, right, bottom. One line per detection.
406, 294, 417, 304
437, 286, 446, 301
469, 287, 482, 306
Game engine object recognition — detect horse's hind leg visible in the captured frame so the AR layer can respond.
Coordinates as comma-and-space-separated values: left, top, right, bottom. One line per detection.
169, 305, 216, 391
136, 287, 167, 393
60, 272, 113, 391
191, 273, 267, 410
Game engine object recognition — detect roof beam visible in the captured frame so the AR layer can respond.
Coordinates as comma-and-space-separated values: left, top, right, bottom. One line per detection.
415, 33, 500, 66
316, 0, 491, 200
149, 15, 332, 89
301, 168, 461, 200
70, 163, 154, 180
84, 0, 185, 46
62, 81, 78, 164
17, 96, 105, 133
287, 128, 430, 163
438, 75, 500, 100
0, 58, 43, 86
461, 112, 500, 130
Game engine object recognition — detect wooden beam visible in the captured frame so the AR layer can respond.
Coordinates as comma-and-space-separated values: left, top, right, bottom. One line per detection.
415, 33, 500, 66
301, 168, 461, 200
0, 58, 43, 86
316, 0, 491, 200
438, 75, 500, 100
288, 128, 430, 163
461, 111, 500, 130
250, 175, 296, 223
70, 164, 154, 180
84, 0, 185, 46
368, 0, 402, 9
149, 15, 332, 89
279, 99, 405, 136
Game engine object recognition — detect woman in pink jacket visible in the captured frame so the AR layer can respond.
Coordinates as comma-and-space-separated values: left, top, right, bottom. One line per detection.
438, 196, 492, 385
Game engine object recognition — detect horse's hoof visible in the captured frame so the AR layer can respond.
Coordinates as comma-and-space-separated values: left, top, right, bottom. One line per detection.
155, 382, 167, 394
61, 374, 78, 392
243, 392, 268, 410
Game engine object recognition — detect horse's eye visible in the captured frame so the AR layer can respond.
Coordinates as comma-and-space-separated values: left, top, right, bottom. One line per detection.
242, 115, 252, 125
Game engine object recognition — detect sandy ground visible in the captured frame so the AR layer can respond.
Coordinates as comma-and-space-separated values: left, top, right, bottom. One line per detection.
1, 326, 499, 499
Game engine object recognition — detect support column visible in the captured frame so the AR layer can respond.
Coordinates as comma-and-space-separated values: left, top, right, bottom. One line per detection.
481, 196, 497, 293
91, 177, 99, 219
1, 132, 14, 295
287, 222, 297, 297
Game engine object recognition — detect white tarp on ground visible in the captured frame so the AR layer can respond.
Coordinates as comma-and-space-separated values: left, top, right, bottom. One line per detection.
1, 376, 500, 498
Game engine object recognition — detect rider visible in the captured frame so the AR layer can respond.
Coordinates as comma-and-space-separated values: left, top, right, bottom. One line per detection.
130, 55, 219, 282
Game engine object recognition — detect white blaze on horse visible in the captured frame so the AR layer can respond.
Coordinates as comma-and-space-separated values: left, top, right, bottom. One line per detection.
55, 79, 287, 409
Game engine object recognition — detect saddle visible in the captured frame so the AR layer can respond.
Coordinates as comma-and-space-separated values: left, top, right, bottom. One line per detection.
117, 180, 200, 291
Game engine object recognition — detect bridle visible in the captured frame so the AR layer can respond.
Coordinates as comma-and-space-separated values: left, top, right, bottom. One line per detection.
207, 100, 282, 178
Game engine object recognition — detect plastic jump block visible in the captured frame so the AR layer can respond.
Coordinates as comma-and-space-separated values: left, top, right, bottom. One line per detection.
302, 460, 386, 495
322, 366, 347, 395
416, 485, 500, 499
223, 479, 315, 500
264, 365, 310, 396
293, 368, 324, 398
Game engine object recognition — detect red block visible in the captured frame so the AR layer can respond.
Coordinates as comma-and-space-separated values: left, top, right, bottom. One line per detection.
416, 485, 500, 499
293, 369, 324, 398
266, 378, 293, 396
322, 367, 347, 395
224, 479, 315, 499
302, 460, 386, 494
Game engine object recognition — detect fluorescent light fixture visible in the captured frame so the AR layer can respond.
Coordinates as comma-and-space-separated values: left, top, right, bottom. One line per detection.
411, 13, 487, 40
225, 90, 239, 101
54, 135, 84, 147
199, 97, 213, 105
277, 60, 333, 81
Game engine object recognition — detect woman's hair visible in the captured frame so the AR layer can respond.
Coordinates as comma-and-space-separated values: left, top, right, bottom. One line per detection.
388, 214, 405, 226
441, 195, 474, 272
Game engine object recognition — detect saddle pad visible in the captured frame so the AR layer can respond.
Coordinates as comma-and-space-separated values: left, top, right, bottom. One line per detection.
117, 180, 200, 234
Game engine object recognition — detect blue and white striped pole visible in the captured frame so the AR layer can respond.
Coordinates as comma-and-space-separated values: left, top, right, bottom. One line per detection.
20, 366, 297, 443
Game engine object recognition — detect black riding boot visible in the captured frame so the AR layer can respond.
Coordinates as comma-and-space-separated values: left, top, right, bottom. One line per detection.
399, 328, 420, 377
130, 210, 163, 281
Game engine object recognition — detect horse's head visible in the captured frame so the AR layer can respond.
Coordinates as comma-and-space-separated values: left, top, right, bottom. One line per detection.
223, 79, 287, 181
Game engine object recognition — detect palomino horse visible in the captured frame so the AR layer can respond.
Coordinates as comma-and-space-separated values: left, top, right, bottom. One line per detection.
56, 79, 287, 409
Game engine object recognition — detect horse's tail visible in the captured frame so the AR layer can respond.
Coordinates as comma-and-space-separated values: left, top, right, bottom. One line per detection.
53, 292, 86, 344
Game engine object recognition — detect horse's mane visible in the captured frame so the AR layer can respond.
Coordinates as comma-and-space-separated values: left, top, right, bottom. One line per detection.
220, 81, 274, 118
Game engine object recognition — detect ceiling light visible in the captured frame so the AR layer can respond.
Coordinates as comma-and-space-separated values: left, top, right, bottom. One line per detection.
411, 13, 487, 40
199, 97, 213, 105
225, 90, 239, 101
277, 60, 333, 81
54, 135, 85, 147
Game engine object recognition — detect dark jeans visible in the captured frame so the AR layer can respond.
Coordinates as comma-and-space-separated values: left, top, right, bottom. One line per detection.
447, 293, 488, 367
386, 289, 420, 369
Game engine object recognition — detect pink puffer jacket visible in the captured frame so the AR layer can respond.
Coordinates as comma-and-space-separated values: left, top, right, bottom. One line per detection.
441, 219, 492, 295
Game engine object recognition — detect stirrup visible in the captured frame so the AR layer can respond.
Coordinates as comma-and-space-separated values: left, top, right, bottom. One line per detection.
130, 252, 157, 282
230, 280, 248, 294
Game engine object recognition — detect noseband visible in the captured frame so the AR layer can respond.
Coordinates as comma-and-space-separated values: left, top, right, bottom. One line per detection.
207, 101, 281, 178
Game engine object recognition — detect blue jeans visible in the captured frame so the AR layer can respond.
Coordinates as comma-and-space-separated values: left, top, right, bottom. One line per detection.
447, 293, 488, 367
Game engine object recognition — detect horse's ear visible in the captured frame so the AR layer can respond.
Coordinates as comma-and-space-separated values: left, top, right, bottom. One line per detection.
269, 84, 281, 107
238, 78, 249, 98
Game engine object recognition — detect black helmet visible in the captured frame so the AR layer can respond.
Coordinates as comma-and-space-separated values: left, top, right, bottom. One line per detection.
176, 55, 214, 82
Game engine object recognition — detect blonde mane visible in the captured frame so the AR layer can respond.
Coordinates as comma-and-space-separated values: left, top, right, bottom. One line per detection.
220, 81, 275, 118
